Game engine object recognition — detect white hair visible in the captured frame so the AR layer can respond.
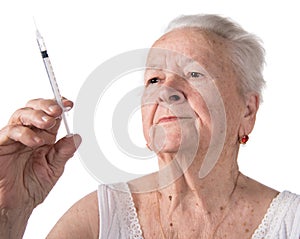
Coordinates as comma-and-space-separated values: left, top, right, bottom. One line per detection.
165, 14, 266, 102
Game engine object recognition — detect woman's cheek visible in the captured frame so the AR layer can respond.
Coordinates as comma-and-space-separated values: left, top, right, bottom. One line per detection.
141, 106, 153, 143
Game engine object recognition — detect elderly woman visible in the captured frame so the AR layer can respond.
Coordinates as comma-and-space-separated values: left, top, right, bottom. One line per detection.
0, 14, 299, 239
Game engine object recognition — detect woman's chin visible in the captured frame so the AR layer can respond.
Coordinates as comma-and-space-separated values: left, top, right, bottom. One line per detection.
151, 142, 180, 154
151, 140, 195, 154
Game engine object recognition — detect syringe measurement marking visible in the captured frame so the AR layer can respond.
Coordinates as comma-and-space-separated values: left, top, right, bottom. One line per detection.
36, 28, 71, 135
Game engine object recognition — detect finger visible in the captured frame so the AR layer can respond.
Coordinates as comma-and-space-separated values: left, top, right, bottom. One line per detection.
25, 98, 62, 116
9, 108, 58, 130
2, 125, 45, 148
25, 98, 73, 117
3, 124, 59, 148
47, 134, 82, 172
61, 97, 74, 111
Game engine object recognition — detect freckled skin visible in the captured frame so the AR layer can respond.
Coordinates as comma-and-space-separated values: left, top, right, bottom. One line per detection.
142, 28, 248, 164
131, 28, 279, 239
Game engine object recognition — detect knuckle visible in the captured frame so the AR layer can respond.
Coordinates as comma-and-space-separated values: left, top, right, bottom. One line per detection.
12, 107, 28, 117
6, 124, 17, 132
7, 124, 30, 135
6, 124, 22, 138
0, 125, 10, 136
26, 98, 44, 106
9, 110, 26, 126
10, 107, 31, 124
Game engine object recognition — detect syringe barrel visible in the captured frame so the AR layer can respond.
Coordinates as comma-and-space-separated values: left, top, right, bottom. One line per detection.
35, 28, 71, 135
42, 56, 64, 108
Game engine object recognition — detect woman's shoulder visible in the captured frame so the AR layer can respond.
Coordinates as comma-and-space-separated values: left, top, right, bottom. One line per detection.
252, 190, 300, 239
47, 191, 99, 239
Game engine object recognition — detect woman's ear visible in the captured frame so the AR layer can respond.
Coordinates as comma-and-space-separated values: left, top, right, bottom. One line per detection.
238, 93, 260, 136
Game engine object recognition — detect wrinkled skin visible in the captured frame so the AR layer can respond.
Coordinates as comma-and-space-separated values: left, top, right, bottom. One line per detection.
0, 98, 81, 238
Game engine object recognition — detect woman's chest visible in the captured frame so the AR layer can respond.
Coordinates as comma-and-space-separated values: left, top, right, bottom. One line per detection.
134, 199, 258, 239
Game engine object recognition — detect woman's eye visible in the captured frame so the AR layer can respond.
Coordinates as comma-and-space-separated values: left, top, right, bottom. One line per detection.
148, 78, 160, 84
190, 72, 203, 78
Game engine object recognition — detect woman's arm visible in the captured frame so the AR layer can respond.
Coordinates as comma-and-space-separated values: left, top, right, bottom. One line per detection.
46, 191, 99, 239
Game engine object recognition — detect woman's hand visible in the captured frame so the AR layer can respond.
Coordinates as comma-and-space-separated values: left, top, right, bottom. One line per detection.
0, 98, 81, 239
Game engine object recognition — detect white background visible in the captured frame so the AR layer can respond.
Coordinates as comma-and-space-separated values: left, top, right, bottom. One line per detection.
0, 0, 299, 238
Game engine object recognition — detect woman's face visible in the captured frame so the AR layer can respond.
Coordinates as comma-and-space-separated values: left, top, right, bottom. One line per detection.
142, 28, 245, 155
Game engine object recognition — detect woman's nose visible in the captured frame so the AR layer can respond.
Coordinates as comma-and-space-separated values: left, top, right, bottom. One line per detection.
158, 86, 185, 105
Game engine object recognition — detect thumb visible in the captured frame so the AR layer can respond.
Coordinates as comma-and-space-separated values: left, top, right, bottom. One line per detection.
53, 134, 82, 165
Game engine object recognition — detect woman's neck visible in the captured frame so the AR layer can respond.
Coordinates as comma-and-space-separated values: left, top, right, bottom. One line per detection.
129, 145, 279, 239
156, 145, 240, 214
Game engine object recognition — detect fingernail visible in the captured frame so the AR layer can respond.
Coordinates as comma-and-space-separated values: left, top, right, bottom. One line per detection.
49, 105, 61, 112
73, 134, 82, 148
42, 116, 51, 122
65, 133, 74, 138
64, 106, 72, 112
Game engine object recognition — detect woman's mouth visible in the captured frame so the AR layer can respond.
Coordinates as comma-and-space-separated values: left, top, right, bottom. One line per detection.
158, 116, 178, 124
157, 116, 193, 124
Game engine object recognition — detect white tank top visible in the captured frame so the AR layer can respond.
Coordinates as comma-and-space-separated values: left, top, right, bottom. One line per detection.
97, 182, 300, 239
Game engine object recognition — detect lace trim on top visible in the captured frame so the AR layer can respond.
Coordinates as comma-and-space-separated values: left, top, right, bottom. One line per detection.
251, 191, 294, 239
107, 184, 296, 239
114, 183, 144, 239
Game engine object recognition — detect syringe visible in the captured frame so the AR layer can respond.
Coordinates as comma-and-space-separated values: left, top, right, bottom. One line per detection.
35, 26, 71, 135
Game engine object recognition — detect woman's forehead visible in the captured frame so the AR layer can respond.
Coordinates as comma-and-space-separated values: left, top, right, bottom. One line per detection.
146, 29, 232, 77
146, 49, 197, 70
153, 28, 229, 56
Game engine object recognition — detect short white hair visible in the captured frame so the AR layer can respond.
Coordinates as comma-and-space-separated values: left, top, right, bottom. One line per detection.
165, 14, 266, 102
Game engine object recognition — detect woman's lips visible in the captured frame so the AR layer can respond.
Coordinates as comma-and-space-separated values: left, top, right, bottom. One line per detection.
157, 116, 193, 124
158, 116, 178, 124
